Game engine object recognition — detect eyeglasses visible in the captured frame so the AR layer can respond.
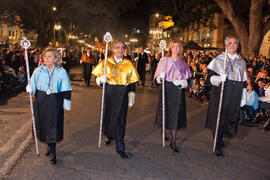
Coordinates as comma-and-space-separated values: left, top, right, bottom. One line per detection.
115, 46, 125, 49
228, 42, 238, 45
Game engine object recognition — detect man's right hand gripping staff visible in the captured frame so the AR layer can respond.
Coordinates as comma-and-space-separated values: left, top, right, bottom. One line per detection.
210, 73, 227, 87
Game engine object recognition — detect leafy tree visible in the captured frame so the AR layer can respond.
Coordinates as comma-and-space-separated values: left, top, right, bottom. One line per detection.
215, 0, 270, 57
157, 0, 270, 57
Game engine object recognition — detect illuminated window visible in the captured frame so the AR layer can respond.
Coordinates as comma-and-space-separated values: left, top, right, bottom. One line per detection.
196, 31, 200, 43
202, 30, 206, 42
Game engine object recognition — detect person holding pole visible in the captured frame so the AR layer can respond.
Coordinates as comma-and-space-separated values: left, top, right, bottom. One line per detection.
26, 47, 72, 165
154, 40, 191, 153
206, 35, 247, 157
92, 40, 139, 159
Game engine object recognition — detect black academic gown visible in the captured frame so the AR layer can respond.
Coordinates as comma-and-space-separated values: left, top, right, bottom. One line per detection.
34, 91, 71, 143
155, 81, 187, 130
103, 83, 135, 140
206, 70, 245, 137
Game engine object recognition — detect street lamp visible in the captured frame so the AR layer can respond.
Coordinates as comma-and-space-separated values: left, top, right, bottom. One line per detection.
54, 24, 61, 46
54, 24, 61, 31
52, 6, 57, 11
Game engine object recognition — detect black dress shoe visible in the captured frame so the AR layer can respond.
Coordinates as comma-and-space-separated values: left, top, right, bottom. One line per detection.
50, 154, 57, 165
117, 151, 129, 159
105, 139, 112, 145
215, 149, 224, 157
105, 137, 114, 145
169, 143, 179, 153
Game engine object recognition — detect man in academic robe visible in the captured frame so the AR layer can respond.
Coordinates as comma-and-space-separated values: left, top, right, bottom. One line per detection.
80, 48, 96, 87
206, 35, 247, 157
92, 40, 139, 159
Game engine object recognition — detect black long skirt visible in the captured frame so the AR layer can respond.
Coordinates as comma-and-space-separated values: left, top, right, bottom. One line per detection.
34, 90, 64, 143
155, 81, 187, 130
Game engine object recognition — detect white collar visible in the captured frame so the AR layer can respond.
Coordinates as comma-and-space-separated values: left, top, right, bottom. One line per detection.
114, 56, 122, 63
228, 53, 238, 60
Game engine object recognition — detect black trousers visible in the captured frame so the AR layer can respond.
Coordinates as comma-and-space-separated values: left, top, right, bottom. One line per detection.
83, 64, 94, 85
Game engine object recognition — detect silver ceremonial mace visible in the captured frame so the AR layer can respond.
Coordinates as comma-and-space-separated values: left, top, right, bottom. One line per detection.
159, 40, 166, 147
20, 37, 39, 156
213, 48, 228, 153
98, 32, 112, 149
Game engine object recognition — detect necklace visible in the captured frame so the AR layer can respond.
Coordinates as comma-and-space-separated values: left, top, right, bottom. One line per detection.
46, 67, 55, 95
112, 60, 121, 76
228, 58, 236, 74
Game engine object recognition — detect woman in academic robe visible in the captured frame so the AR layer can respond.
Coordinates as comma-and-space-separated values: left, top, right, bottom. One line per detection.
26, 47, 72, 165
154, 40, 191, 153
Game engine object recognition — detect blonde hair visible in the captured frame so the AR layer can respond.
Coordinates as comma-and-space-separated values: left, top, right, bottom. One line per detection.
42, 47, 62, 67
168, 40, 183, 57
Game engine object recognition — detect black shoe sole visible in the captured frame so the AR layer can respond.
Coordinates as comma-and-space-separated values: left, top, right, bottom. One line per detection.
117, 151, 130, 159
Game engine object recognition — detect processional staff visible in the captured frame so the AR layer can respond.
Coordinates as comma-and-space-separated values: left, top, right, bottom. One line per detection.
159, 40, 166, 147
98, 32, 112, 149
21, 37, 39, 156
213, 47, 228, 153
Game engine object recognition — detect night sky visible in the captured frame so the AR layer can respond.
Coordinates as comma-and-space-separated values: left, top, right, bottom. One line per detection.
77, 0, 162, 41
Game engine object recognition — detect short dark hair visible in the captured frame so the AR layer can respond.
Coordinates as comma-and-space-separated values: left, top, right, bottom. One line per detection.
224, 35, 240, 46
113, 40, 126, 49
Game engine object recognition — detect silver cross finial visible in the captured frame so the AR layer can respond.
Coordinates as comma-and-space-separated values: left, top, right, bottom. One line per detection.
159, 40, 166, 49
20, 37, 31, 49
104, 32, 112, 43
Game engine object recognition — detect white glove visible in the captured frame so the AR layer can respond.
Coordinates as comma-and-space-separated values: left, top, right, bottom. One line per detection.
220, 73, 227, 82
134, 57, 139, 61
80, 60, 83, 64
210, 74, 227, 87
240, 88, 247, 107
160, 72, 166, 79
173, 79, 188, 88
96, 77, 101, 87
173, 79, 181, 86
26, 84, 32, 93
100, 75, 107, 84
156, 76, 162, 84
128, 92, 135, 107
63, 99, 71, 110
62, 61, 66, 64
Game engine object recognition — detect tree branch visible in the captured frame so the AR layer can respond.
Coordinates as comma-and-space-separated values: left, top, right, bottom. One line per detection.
262, 17, 270, 36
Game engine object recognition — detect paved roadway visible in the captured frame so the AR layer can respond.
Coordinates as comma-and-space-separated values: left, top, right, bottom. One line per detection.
4, 66, 270, 180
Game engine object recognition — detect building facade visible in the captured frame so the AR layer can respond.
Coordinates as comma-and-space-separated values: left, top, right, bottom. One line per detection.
147, 12, 269, 57
0, 22, 37, 45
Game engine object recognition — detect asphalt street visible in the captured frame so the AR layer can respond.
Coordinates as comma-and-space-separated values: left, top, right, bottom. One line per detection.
4, 66, 270, 180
